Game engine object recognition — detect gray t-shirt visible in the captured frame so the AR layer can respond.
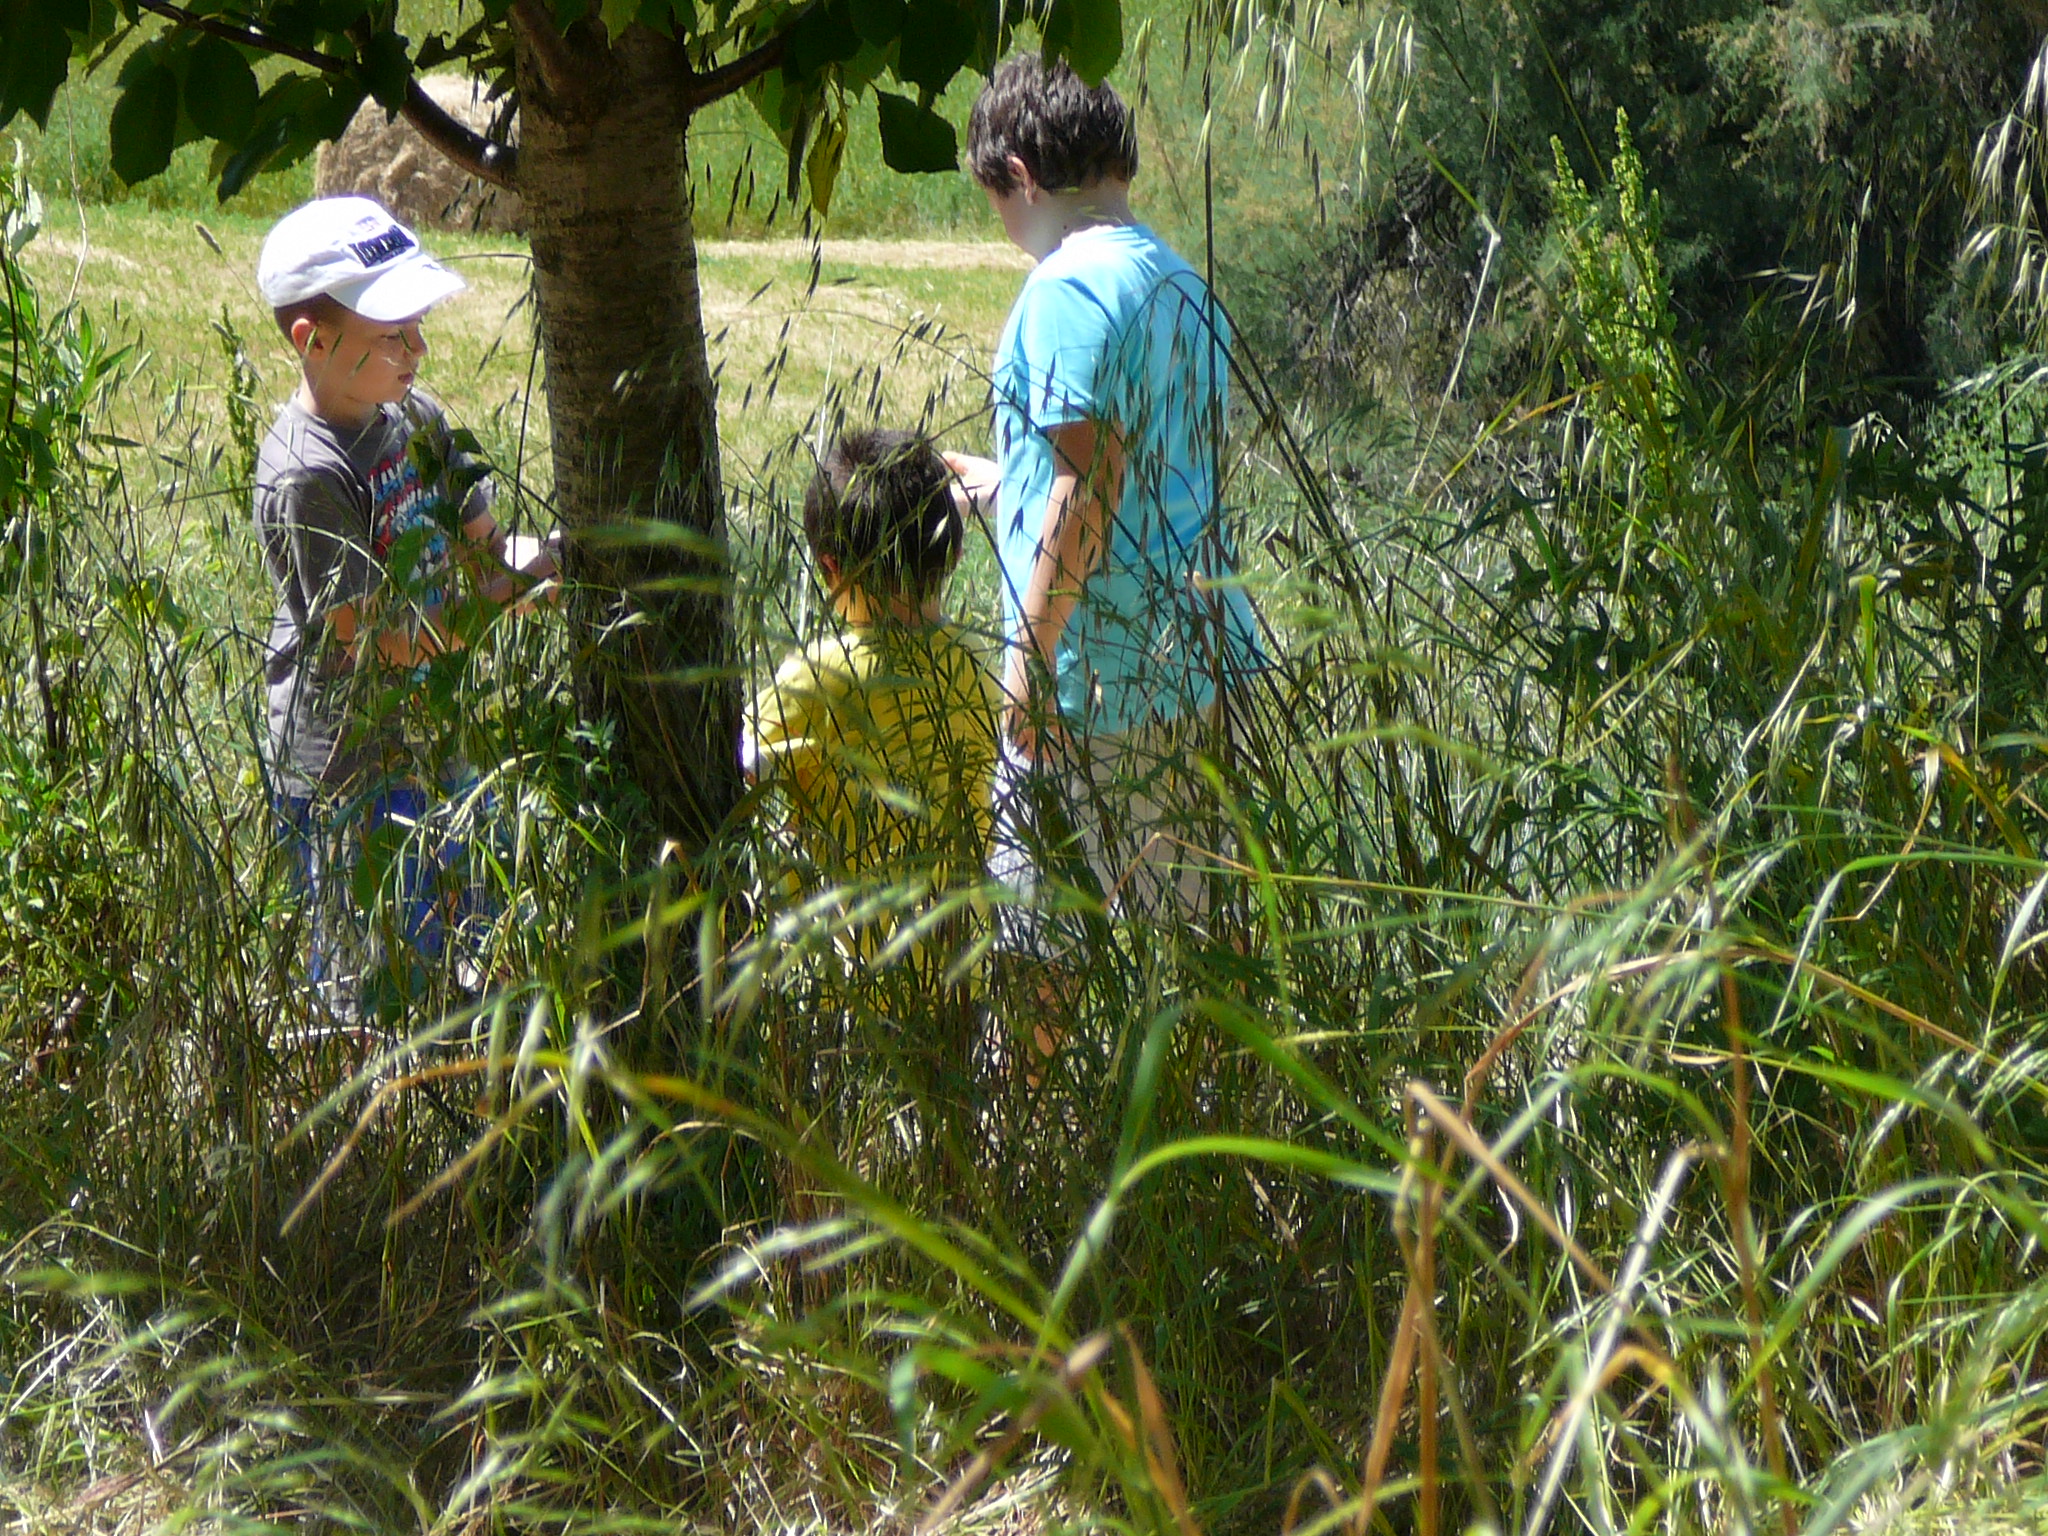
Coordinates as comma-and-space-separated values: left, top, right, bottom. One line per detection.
254, 392, 487, 798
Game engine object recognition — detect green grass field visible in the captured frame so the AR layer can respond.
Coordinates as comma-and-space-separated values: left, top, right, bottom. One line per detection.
12, 202, 1027, 469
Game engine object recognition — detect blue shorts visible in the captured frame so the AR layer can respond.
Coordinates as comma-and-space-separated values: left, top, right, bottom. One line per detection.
273, 776, 492, 1017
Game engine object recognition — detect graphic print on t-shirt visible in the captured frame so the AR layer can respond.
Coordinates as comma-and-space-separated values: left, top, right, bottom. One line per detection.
366, 427, 452, 610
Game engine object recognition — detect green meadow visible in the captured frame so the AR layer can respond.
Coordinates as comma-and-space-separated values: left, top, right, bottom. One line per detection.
9, 203, 1027, 470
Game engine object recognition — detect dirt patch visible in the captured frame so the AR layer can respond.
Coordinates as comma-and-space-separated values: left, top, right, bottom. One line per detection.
23, 235, 140, 272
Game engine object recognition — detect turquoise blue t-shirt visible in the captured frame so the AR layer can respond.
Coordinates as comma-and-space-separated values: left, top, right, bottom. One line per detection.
991, 223, 1264, 734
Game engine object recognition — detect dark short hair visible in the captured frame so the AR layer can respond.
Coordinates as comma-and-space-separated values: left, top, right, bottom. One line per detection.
272, 292, 351, 343
967, 53, 1138, 195
803, 428, 962, 602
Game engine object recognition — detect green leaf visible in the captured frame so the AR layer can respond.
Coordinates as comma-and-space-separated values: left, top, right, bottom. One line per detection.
3, 177, 43, 255
783, 0, 861, 80
424, 651, 466, 712
848, 0, 906, 47
599, 0, 638, 36
262, 0, 358, 52
386, 524, 432, 590
782, 93, 813, 199
356, 29, 411, 113
213, 73, 354, 199
0, 0, 84, 129
415, 31, 457, 69
637, 0, 688, 34
109, 62, 179, 186
806, 109, 848, 214
352, 818, 407, 910
875, 92, 957, 173
215, 115, 293, 200
838, 37, 890, 93
745, 67, 798, 135
1041, 0, 1120, 85
305, 75, 368, 143
894, 0, 975, 92
183, 37, 260, 142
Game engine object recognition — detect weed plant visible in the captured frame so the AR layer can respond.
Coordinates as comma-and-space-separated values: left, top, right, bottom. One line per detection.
4, 46, 2048, 1536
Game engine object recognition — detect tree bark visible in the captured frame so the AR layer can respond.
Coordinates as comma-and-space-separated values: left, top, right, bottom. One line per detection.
513, 20, 739, 851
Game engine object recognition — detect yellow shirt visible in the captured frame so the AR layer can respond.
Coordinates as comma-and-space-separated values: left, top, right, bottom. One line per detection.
746, 621, 1001, 900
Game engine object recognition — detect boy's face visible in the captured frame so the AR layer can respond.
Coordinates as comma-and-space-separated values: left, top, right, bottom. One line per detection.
298, 305, 429, 418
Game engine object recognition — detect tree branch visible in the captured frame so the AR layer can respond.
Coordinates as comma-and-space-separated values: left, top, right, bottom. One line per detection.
402, 79, 519, 190
679, 28, 791, 113
138, 2, 518, 193
508, 0, 589, 105
133, 0, 348, 74
340, 13, 520, 192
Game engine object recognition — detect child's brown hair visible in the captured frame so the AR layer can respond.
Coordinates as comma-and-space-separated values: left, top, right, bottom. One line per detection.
271, 292, 350, 344
967, 53, 1138, 194
803, 428, 963, 603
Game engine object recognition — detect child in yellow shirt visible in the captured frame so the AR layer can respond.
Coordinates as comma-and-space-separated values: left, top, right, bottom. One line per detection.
745, 429, 1001, 967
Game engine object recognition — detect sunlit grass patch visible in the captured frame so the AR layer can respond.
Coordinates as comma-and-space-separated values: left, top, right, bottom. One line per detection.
11, 202, 1023, 509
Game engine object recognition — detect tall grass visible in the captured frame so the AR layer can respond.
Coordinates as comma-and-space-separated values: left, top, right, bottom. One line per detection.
4, 31, 2048, 1536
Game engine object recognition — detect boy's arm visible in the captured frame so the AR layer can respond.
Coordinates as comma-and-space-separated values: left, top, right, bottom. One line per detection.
271, 470, 447, 669
326, 596, 451, 668
942, 451, 1000, 524
744, 656, 827, 813
420, 398, 560, 610
1003, 418, 1125, 759
295, 524, 458, 669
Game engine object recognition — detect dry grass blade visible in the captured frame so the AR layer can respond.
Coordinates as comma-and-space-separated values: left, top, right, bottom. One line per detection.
280, 1059, 494, 1234
1521, 1146, 1697, 1536
385, 1079, 558, 1228
1405, 1083, 1613, 1295
915, 1333, 1113, 1536
1121, 1325, 1204, 1536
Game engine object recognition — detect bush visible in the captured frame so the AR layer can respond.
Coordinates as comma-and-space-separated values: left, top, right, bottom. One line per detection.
1220, 0, 2041, 426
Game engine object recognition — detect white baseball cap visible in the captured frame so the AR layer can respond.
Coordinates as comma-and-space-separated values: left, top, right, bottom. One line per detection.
257, 196, 466, 322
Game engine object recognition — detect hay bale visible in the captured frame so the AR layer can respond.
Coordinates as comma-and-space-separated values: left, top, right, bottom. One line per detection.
314, 75, 522, 234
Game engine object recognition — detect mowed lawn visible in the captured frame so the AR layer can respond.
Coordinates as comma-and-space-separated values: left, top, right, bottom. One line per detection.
16, 202, 1028, 500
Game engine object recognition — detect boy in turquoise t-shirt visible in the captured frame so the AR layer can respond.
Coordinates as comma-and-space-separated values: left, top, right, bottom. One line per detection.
948, 55, 1264, 1003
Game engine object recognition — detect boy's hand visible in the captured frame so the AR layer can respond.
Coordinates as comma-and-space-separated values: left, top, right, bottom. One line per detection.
512, 528, 563, 580
470, 529, 564, 612
942, 451, 1000, 524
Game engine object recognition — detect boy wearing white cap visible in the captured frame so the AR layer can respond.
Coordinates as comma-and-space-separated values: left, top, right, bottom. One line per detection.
254, 196, 550, 1016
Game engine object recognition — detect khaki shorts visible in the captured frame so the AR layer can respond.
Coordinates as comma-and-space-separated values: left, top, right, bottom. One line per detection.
986, 700, 1244, 959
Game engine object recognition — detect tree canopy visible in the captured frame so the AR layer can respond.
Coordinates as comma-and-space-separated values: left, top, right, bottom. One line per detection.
1, 0, 1122, 208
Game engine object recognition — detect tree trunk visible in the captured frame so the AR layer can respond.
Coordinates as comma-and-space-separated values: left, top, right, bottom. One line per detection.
514, 21, 739, 851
